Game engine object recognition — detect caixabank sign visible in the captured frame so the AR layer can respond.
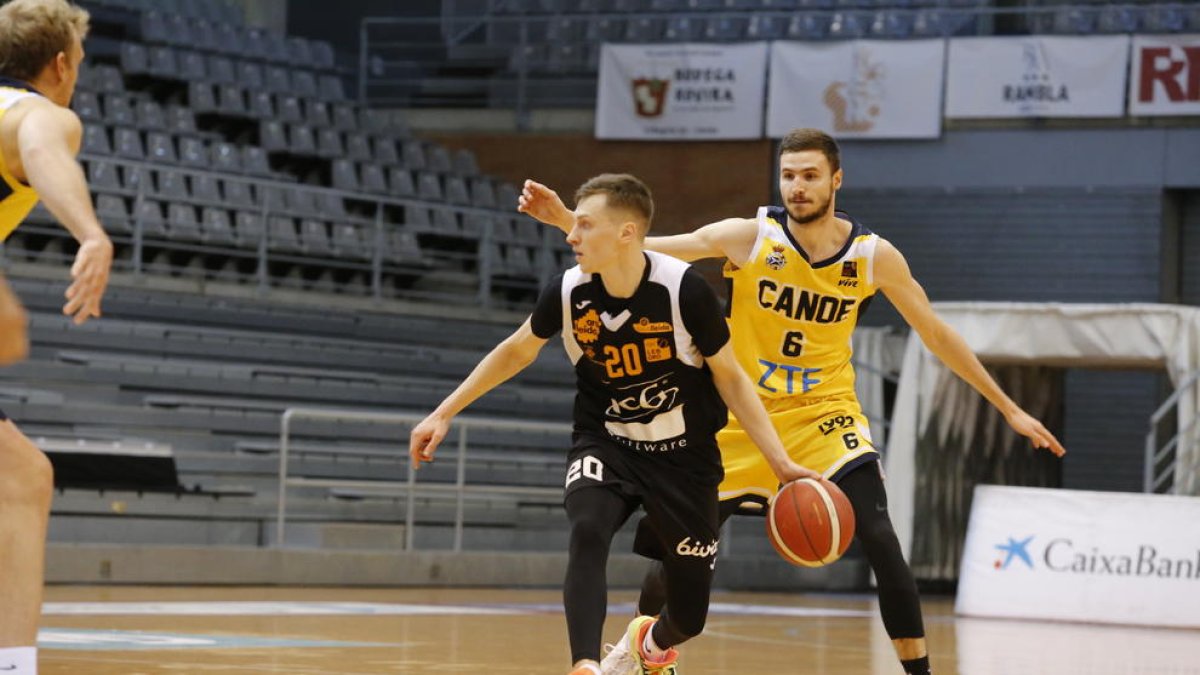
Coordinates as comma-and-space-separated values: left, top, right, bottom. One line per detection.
956, 485, 1200, 628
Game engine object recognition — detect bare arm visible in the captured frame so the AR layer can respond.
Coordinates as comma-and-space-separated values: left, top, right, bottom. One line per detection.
0, 275, 29, 365
17, 103, 112, 324
706, 343, 821, 483
518, 179, 757, 263
875, 239, 1065, 457
409, 319, 549, 468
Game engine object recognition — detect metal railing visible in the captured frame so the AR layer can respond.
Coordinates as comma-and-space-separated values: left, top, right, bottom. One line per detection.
1144, 368, 1200, 495
5, 153, 563, 309
275, 406, 571, 550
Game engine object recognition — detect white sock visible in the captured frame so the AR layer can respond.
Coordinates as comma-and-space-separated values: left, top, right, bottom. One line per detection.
0, 647, 37, 675
642, 624, 668, 661
576, 664, 601, 675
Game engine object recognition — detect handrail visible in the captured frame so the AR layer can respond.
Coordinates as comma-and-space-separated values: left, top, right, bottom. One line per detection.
1144, 369, 1200, 494
276, 406, 572, 550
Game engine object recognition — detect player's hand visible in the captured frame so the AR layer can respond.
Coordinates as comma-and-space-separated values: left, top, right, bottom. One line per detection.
64, 237, 112, 325
1005, 408, 1066, 457
772, 459, 823, 485
0, 278, 29, 365
409, 414, 450, 469
518, 179, 573, 233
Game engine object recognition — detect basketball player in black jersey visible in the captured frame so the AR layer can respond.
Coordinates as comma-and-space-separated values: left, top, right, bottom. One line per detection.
410, 174, 817, 675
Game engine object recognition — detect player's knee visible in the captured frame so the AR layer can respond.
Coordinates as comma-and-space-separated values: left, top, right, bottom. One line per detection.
0, 431, 53, 507
856, 508, 901, 555
567, 514, 613, 555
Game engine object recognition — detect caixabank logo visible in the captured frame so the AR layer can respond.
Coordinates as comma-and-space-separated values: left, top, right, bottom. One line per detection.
993, 535, 1200, 580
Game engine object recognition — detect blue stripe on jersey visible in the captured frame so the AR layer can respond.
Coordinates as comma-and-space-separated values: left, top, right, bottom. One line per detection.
0, 77, 40, 94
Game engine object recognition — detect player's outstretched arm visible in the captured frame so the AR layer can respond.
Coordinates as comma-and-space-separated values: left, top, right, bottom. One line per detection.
409, 319, 549, 469
875, 240, 1066, 457
0, 274, 29, 365
518, 178, 757, 263
706, 344, 822, 483
17, 102, 112, 324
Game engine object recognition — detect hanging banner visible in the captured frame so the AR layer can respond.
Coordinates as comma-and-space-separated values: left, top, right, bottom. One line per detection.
767, 40, 945, 139
957, 485, 1200, 628
945, 36, 1129, 118
595, 42, 768, 140
1129, 34, 1200, 116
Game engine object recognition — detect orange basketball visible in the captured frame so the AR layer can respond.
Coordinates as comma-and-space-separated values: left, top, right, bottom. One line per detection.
766, 477, 856, 567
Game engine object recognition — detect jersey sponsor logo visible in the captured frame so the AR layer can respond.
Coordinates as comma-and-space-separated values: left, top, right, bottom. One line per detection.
612, 435, 690, 453
676, 536, 720, 560
605, 374, 680, 421
757, 359, 822, 394
643, 337, 672, 363
573, 309, 601, 344
632, 317, 673, 333
575, 299, 592, 309
837, 279, 858, 288
765, 243, 788, 271
817, 414, 857, 436
757, 280, 856, 324
841, 261, 858, 277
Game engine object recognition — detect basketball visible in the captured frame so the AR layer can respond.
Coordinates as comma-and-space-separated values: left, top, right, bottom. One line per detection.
766, 478, 856, 567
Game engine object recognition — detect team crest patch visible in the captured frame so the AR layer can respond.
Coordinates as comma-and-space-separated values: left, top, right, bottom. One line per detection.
573, 309, 601, 344
633, 317, 672, 334
766, 243, 788, 271
841, 261, 858, 278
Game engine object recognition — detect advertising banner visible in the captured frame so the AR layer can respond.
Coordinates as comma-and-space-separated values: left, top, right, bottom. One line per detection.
957, 485, 1200, 628
596, 42, 768, 140
946, 36, 1129, 118
767, 39, 945, 138
1129, 34, 1200, 116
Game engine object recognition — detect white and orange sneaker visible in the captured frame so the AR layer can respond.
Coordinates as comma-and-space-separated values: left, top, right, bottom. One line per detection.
624, 615, 679, 675
600, 638, 637, 675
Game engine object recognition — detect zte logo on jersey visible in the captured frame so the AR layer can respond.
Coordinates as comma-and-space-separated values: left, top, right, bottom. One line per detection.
565, 456, 604, 488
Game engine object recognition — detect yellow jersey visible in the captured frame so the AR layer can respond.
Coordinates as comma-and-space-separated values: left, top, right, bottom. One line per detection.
723, 205, 879, 402
0, 80, 42, 241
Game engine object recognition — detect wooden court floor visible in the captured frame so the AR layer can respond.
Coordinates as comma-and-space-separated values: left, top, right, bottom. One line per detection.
37, 585, 1200, 674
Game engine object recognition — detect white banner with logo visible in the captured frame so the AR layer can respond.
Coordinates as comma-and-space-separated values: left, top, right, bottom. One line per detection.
766, 40, 944, 139
957, 485, 1200, 628
945, 36, 1129, 118
595, 42, 768, 140
1129, 34, 1200, 116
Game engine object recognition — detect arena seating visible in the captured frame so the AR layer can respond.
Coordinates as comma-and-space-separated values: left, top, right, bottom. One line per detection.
4, 0, 569, 312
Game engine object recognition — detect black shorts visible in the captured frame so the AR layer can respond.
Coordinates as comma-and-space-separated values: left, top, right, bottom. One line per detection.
566, 433, 722, 564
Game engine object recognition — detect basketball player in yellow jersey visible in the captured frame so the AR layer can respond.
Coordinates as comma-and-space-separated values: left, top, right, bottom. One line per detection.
520, 128, 1065, 675
0, 2, 112, 673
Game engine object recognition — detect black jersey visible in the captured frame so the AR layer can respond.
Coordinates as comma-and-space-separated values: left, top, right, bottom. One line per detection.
531, 251, 731, 455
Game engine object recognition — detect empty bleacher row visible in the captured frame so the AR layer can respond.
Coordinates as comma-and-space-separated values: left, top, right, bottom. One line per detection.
3, 279, 580, 550
12, 2, 570, 308
478, 0, 1199, 77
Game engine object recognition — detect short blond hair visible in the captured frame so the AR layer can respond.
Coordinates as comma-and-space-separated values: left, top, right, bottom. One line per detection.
0, 0, 90, 82
574, 173, 654, 235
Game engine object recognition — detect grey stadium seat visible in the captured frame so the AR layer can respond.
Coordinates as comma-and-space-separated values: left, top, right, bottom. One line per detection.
201, 207, 236, 246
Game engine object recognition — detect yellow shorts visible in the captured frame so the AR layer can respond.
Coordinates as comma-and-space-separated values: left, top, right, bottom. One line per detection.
717, 394, 878, 503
